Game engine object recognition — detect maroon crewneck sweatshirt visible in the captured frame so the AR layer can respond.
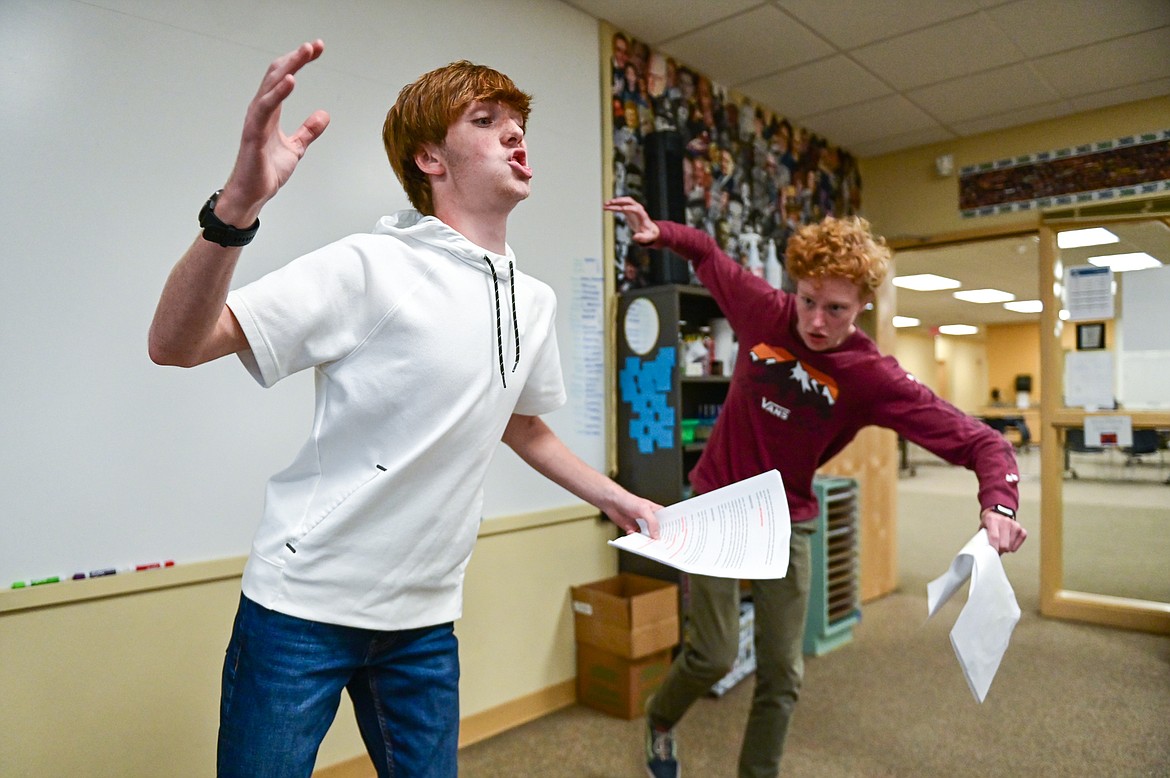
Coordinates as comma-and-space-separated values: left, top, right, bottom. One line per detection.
655, 220, 1020, 523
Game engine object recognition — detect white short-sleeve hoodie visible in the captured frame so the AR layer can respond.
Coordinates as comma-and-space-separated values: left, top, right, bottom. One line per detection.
226, 210, 566, 630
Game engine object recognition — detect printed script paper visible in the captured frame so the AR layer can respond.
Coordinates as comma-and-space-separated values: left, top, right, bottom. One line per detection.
927, 529, 1021, 703
609, 470, 791, 579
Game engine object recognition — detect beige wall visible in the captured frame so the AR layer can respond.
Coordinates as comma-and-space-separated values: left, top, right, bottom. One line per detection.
0, 513, 617, 777
859, 96, 1170, 241
987, 322, 1043, 407
893, 330, 990, 413
940, 335, 989, 413
893, 330, 937, 389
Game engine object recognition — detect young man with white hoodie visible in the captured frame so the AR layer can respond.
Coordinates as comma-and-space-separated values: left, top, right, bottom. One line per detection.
149, 41, 661, 778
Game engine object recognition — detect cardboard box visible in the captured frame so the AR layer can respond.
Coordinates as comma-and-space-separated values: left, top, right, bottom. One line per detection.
570, 573, 679, 659
576, 643, 673, 719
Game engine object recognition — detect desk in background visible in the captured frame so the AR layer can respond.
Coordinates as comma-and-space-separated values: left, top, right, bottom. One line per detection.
978, 406, 1039, 449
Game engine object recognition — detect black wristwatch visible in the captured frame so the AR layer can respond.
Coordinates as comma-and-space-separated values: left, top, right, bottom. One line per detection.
198, 189, 260, 247
989, 504, 1017, 520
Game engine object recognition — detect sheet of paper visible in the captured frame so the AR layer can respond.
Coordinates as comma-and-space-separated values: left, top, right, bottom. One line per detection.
927, 529, 1021, 703
1083, 414, 1133, 447
609, 470, 791, 579
1063, 350, 1114, 410
1064, 264, 1114, 321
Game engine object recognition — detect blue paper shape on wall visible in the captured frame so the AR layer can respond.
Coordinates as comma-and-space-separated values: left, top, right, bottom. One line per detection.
619, 347, 676, 454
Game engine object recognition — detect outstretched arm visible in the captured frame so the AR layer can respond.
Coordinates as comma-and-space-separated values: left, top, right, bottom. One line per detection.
888, 384, 1028, 555
149, 40, 331, 367
502, 414, 662, 538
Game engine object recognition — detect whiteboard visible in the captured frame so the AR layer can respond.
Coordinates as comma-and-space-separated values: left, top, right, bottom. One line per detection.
1117, 265, 1170, 408
0, 0, 606, 584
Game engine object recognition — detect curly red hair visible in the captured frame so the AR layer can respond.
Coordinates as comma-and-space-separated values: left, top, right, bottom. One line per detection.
785, 215, 891, 297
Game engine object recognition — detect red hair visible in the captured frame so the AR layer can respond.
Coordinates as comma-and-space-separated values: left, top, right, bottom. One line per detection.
383, 61, 532, 215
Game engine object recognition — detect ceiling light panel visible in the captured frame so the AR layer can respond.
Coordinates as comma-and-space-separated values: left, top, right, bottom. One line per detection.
1057, 227, 1119, 249
953, 288, 1015, 303
938, 324, 979, 335
1087, 252, 1162, 272
1003, 299, 1043, 313
892, 273, 961, 291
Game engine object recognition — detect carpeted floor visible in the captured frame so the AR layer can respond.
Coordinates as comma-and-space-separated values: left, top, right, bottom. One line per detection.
458, 453, 1170, 777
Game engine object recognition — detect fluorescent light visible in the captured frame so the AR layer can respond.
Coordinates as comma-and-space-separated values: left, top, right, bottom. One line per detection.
1057, 227, 1119, 249
938, 324, 979, 335
1087, 252, 1161, 272
1004, 299, 1042, 313
893, 316, 920, 328
953, 288, 1015, 304
893, 273, 961, 291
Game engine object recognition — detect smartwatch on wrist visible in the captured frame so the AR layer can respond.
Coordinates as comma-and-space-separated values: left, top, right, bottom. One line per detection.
989, 504, 1016, 521
198, 189, 260, 247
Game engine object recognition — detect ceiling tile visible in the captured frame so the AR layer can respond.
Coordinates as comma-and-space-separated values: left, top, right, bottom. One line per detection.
907, 63, 1061, 124
569, 0, 1170, 157
949, 100, 1077, 138
801, 94, 938, 148
776, 0, 986, 49
739, 55, 893, 119
850, 126, 957, 158
659, 5, 834, 85
561, 0, 759, 45
853, 13, 1026, 90
1033, 27, 1170, 97
1069, 76, 1170, 114
986, 0, 1170, 57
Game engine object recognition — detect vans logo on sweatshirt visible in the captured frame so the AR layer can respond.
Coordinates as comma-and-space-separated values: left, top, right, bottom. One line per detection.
749, 343, 840, 413
761, 397, 791, 419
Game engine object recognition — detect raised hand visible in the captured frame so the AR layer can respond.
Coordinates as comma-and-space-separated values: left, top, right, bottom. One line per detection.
216, 40, 331, 225
603, 196, 660, 245
148, 41, 331, 368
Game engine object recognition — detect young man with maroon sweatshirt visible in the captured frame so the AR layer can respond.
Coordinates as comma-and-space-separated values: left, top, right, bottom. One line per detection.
605, 196, 1027, 778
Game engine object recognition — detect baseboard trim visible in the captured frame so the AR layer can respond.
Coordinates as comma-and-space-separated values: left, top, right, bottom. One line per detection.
313, 679, 578, 777
459, 678, 577, 748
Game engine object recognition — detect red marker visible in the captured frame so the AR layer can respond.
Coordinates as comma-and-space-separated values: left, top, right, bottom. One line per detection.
135, 560, 176, 571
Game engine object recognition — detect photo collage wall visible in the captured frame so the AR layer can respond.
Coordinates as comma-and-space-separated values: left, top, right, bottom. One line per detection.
610, 31, 862, 292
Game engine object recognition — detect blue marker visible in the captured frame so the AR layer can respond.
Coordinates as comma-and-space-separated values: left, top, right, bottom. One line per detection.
88, 568, 120, 578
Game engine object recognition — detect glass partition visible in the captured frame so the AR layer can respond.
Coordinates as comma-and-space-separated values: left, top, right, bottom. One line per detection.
1039, 214, 1170, 633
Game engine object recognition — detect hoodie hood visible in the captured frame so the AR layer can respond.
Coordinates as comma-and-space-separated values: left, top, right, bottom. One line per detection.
373, 209, 521, 387
373, 210, 516, 279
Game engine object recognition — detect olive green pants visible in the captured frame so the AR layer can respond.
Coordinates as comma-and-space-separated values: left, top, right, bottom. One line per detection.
647, 525, 813, 778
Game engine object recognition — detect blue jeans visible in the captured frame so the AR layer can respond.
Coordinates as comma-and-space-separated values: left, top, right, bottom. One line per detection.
217, 595, 459, 778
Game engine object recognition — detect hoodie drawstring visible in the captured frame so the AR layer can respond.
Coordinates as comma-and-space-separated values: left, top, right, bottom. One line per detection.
484, 256, 519, 388
508, 260, 520, 372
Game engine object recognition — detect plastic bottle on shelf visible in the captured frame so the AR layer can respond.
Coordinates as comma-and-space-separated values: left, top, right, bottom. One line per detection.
764, 238, 783, 289
742, 232, 763, 278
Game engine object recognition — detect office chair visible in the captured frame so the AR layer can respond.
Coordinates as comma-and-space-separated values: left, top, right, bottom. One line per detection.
1121, 428, 1166, 481
1063, 427, 1103, 480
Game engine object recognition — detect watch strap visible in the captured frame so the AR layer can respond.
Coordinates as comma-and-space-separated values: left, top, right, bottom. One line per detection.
199, 190, 259, 247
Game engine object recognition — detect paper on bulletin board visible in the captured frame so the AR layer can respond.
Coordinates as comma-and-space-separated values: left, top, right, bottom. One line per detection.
1083, 415, 1133, 448
1064, 265, 1113, 322
1063, 350, 1114, 409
